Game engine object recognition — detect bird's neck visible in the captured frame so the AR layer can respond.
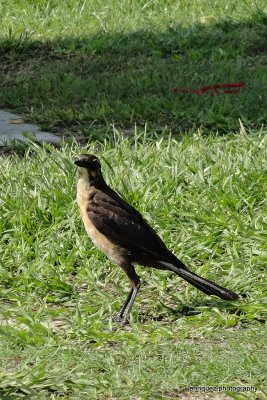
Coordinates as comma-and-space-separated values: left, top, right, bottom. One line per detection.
78, 168, 106, 189
89, 175, 106, 188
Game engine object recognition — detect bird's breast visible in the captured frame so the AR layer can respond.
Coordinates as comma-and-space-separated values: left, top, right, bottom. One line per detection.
76, 179, 125, 265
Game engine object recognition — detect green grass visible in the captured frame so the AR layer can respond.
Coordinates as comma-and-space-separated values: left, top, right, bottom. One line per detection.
0, 1, 267, 398
0, 131, 266, 399
0, 0, 267, 135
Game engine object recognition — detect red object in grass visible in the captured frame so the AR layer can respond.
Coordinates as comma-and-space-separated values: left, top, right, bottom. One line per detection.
172, 82, 246, 95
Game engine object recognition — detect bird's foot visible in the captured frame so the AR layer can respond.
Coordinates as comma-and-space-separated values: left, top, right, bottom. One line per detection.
112, 313, 129, 326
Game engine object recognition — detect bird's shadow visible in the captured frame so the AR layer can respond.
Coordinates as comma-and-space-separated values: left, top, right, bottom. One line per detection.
138, 295, 261, 323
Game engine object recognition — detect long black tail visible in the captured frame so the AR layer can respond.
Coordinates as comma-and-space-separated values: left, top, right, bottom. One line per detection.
160, 261, 239, 300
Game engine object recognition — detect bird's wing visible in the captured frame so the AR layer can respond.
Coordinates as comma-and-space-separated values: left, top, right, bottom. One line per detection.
87, 191, 170, 258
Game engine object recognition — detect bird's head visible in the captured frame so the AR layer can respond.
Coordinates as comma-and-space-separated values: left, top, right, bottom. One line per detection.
74, 154, 102, 183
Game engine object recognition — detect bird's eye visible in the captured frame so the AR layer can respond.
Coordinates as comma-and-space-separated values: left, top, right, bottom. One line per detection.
89, 161, 99, 170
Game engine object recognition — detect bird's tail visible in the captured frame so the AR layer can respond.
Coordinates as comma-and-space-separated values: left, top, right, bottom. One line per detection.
160, 261, 239, 300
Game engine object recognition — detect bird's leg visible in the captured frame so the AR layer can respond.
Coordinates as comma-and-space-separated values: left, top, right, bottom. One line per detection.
115, 288, 134, 320
120, 282, 141, 325
113, 264, 141, 325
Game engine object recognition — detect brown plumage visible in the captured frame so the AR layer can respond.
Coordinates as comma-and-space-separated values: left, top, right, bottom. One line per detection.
74, 154, 239, 324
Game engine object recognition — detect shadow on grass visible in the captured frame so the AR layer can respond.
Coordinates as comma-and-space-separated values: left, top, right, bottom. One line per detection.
148, 296, 266, 325
0, 12, 266, 137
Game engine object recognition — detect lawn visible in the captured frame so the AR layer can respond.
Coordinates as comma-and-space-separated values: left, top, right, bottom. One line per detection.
0, 1, 267, 399
0, 0, 266, 135
0, 133, 266, 399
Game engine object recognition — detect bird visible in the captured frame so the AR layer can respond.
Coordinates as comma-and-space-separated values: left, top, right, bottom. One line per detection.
74, 154, 239, 325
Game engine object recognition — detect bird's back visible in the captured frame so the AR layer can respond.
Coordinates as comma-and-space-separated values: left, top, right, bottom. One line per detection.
84, 180, 178, 267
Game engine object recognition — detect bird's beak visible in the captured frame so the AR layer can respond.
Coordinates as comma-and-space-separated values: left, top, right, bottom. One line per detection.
74, 158, 88, 168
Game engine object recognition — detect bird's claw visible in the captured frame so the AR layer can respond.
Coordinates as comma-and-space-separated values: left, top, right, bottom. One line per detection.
112, 313, 129, 326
